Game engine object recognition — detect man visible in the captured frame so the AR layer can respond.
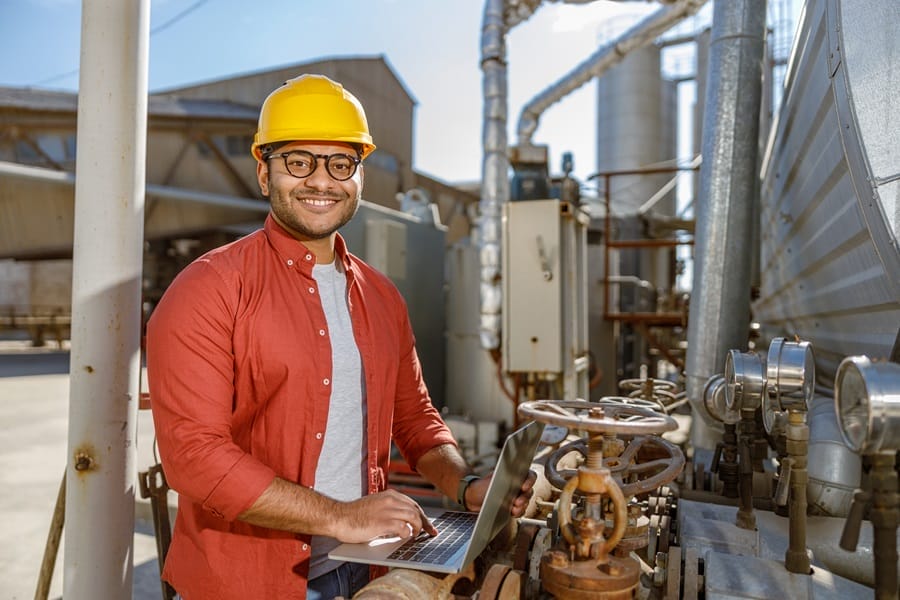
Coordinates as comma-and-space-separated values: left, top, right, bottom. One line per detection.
146, 73, 535, 599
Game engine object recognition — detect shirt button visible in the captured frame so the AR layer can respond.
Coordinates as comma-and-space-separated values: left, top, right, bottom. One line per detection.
323, 378, 330, 386
319, 329, 326, 336
316, 432, 323, 440
286, 259, 293, 266
305, 254, 313, 261
302, 543, 309, 551
308, 287, 315, 294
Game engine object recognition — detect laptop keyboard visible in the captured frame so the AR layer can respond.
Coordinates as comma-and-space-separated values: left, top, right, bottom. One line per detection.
386, 511, 476, 564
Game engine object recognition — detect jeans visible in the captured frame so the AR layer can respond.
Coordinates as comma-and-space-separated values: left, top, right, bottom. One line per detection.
306, 561, 370, 599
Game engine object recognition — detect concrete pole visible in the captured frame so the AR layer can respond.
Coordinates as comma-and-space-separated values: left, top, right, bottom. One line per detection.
63, 1, 150, 598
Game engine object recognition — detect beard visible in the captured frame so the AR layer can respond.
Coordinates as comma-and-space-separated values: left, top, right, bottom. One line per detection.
267, 175, 361, 241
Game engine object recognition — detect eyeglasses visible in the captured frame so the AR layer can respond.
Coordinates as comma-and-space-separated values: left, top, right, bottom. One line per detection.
264, 150, 361, 181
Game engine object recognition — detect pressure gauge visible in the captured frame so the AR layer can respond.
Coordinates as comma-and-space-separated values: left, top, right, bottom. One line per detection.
704, 373, 740, 425
723, 349, 765, 413
834, 356, 900, 455
762, 338, 815, 433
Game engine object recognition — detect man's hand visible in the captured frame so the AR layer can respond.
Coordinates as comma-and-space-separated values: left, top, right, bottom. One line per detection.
332, 489, 438, 543
464, 469, 537, 517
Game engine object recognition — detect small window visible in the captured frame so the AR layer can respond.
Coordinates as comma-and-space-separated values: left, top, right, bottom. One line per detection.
36, 135, 67, 162
15, 140, 39, 162
225, 135, 252, 157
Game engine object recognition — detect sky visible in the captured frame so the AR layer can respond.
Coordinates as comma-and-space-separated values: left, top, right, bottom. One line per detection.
0, 0, 692, 186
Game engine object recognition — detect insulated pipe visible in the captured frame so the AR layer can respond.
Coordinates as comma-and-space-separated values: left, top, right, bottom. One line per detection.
63, 1, 150, 599
684, 0, 767, 451
516, 0, 708, 145
479, 0, 544, 349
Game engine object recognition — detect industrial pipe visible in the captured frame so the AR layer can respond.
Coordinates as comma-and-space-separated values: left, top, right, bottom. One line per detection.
684, 0, 768, 452
479, 0, 705, 351
479, 0, 544, 349
516, 0, 708, 146
63, 1, 150, 598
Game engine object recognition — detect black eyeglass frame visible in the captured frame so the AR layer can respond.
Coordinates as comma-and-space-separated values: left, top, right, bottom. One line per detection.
264, 150, 361, 182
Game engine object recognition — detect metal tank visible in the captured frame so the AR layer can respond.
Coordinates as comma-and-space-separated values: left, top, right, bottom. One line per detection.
597, 44, 676, 218
444, 239, 515, 425
756, 0, 900, 384
595, 43, 678, 382
596, 42, 678, 296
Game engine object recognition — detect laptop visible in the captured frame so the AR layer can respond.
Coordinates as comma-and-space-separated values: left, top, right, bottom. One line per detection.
329, 420, 545, 574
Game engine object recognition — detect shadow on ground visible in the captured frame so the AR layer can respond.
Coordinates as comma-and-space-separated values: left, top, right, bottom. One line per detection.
0, 351, 71, 377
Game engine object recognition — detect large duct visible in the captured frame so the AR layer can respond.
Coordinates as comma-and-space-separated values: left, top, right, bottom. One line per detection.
516, 0, 708, 146
685, 0, 767, 450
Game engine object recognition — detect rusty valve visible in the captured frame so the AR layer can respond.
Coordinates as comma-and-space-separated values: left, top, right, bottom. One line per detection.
517, 399, 680, 599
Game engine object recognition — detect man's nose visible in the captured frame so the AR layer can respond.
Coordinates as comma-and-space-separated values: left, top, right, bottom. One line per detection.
302, 158, 335, 189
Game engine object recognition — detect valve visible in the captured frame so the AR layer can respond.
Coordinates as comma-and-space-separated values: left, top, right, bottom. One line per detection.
704, 374, 740, 498
723, 349, 767, 529
517, 399, 679, 599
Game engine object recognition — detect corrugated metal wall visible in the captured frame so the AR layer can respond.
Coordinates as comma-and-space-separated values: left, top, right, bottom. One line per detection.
756, 0, 900, 383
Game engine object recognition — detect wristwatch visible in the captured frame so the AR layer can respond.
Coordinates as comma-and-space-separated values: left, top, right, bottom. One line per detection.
457, 474, 480, 510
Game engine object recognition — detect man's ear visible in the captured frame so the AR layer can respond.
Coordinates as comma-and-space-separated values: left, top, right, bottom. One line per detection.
256, 160, 269, 197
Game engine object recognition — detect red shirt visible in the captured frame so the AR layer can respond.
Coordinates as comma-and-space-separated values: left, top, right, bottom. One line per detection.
146, 214, 455, 599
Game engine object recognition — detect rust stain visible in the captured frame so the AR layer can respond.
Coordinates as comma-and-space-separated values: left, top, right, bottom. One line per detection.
73, 444, 97, 474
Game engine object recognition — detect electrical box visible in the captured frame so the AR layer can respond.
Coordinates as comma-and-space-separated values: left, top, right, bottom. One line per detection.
502, 199, 590, 400
365, 219, 407, 281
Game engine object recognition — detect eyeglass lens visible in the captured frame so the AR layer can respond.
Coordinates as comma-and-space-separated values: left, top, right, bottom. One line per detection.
280, 151, 358, 181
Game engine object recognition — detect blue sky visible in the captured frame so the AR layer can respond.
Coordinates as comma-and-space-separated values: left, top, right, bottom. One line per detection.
0, 1, 799, 186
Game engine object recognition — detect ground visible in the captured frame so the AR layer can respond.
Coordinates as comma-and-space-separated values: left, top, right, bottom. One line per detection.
0, 339, 168, 600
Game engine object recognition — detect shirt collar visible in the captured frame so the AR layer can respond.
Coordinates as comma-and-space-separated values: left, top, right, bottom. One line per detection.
263, 213, 354, 274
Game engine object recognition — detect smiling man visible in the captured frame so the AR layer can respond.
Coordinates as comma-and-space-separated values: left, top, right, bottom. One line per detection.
145, 74, 535, 599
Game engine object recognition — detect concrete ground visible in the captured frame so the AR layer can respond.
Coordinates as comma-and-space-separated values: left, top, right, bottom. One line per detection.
0, 340, 170, 600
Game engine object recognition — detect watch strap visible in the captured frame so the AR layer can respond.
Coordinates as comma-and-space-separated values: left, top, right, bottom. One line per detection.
456, 474, 480, 509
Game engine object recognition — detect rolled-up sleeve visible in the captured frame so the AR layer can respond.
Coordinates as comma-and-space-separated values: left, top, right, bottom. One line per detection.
147, 260, 276, 521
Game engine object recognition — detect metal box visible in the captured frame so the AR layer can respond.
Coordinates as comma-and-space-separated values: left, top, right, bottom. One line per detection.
502, 199, 590, 400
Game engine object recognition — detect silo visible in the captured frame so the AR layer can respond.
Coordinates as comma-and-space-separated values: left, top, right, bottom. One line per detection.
594, 43, 678, 379
597, 44, 675, 217
756, 0, 900, 384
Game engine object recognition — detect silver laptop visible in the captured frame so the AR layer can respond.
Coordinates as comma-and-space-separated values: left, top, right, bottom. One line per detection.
329, 420, 545, 574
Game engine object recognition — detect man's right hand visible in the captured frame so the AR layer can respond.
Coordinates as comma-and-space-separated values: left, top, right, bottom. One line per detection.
333, 489, 437, 543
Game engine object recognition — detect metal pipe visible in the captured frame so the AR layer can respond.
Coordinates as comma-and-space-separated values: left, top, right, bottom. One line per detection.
869, 452, 899, 600
784, 410, 811, 574
63, 1, 150, 598
807, 395, 861, 517
478, 0, 543, 349
684, 0, 768, 451
516, 0, 708, 146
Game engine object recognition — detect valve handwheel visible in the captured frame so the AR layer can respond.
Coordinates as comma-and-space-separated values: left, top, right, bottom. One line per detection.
545, 435, 685, 497
517, 399, 678, 436
619, 377, 678, 392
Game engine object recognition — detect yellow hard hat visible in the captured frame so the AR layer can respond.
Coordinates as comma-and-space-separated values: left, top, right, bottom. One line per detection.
251, 74, 376, 161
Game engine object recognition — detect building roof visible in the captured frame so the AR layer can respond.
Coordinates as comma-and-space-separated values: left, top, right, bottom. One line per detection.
0, 86, 258, 120
155, 54, 418, 106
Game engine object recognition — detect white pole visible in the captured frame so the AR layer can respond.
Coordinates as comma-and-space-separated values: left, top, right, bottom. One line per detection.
64, 1, 150, 598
